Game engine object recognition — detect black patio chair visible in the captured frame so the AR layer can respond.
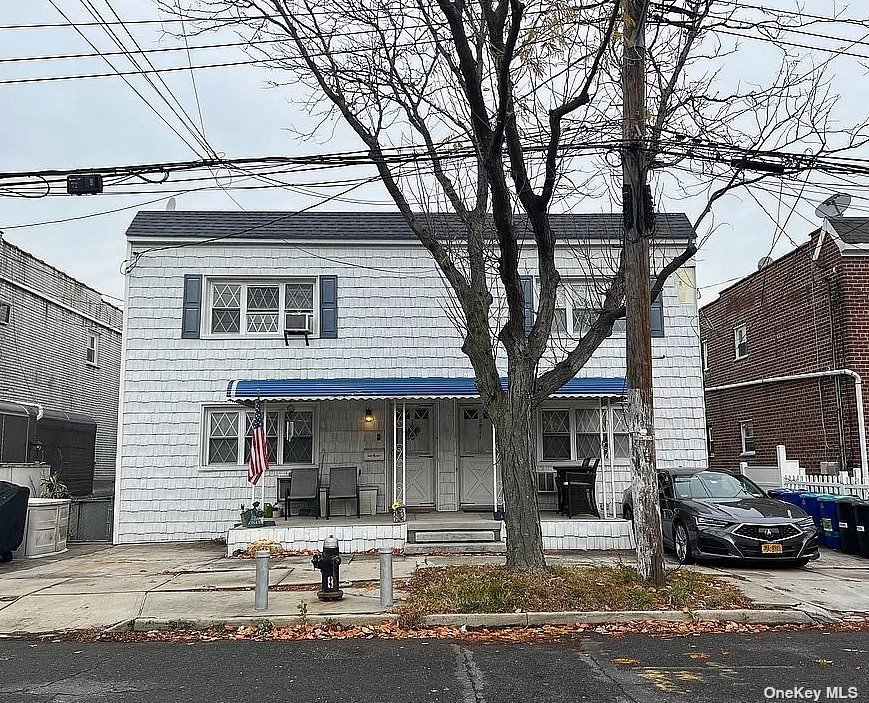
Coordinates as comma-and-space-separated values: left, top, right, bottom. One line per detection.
284, 466, 320, 519
326, 466, 360, 519
559, 457, 601, 518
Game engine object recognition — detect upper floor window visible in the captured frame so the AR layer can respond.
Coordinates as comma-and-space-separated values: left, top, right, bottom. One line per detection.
207, 279, 316, 337
734, 324, 748, 359
86, 332, 99, 365
0, 301, 10, 325
701, 339, 709, 372
550, 278, 663, 338
740, 420, 756, 455
204, 405, 316, 466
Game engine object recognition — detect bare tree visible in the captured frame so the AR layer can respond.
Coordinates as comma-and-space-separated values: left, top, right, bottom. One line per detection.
164, 0, 869, 575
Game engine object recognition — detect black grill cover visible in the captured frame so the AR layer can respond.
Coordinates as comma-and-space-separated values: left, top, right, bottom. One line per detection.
0, 481, 30, 554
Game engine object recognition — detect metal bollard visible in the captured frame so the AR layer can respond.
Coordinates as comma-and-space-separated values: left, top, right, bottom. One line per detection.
379, 547, 393, 608
254, 549, 270, 611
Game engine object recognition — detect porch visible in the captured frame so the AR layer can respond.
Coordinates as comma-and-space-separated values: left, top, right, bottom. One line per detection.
225, 511, 634, 556
222, 375, 633, 525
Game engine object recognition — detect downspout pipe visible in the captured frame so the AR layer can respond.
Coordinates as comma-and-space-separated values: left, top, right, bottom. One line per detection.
706, 369, 868, 484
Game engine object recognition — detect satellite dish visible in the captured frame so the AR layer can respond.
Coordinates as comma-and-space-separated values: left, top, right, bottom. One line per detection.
165, 196, 177, 212
815, 193, 851, 219
757, 256, 773, 270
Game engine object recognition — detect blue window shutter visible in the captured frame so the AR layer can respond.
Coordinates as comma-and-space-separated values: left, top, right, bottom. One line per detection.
650, 288, 664, 338
521, 276, 534, 335
320, 276, 338, 339
181, 275, 202, 339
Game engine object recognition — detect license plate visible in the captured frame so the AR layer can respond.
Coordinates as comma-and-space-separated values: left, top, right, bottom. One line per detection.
762, 543, 783, 554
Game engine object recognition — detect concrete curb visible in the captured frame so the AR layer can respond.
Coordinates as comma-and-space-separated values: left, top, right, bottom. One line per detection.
424, 609, 816, 628
123, 608, 815, 632
127, 613, 400, 632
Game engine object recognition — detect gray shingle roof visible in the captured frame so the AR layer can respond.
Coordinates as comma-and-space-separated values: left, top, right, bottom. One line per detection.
829, 217, 869, 245
125, 211, 694, 242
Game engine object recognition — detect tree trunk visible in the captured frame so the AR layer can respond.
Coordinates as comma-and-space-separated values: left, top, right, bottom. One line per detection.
491, 370, 547, 573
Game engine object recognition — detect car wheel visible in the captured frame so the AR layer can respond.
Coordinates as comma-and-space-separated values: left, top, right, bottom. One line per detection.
674, 522, 693, 565
0, 551, 12, 564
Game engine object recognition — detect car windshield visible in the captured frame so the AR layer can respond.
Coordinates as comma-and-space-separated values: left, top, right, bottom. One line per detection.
673, 471, 765, 500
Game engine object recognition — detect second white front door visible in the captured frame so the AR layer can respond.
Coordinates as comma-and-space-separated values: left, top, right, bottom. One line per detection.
459, 405, 494, 507
404, 406, 435, 507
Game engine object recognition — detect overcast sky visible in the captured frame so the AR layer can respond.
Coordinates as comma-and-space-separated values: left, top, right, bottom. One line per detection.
2, 1, 868, 305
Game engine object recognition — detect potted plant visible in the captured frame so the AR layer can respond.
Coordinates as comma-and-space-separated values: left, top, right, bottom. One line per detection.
40, 473, 70, 499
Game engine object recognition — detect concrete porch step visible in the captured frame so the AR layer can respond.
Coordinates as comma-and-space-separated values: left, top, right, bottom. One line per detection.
414, 530, 498, 543
406, 520, 501, 531
404, 541, 507, 555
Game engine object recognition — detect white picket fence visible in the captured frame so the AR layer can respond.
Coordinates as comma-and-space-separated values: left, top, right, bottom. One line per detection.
782, 473, 869, 500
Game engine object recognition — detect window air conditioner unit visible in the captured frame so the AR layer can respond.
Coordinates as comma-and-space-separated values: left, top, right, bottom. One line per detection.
284, 313, 313, 347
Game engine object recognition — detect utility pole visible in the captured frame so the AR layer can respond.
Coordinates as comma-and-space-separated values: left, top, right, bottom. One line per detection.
622, 0, 665, 585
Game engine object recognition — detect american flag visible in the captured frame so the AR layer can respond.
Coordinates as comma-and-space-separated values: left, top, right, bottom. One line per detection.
247, 399, 269, 485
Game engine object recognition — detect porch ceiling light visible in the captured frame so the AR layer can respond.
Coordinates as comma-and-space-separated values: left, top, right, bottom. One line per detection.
364, 408, 374, 423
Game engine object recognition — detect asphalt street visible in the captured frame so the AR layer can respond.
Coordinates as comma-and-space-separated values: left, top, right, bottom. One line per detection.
0, 631, 865, 703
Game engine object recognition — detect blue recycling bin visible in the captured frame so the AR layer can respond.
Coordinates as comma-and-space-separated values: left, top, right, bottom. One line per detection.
818, 495, 843, 550
799, 492, 825, 529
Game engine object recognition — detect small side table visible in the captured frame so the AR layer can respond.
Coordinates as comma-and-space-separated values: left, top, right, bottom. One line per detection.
359, 487, 378, 516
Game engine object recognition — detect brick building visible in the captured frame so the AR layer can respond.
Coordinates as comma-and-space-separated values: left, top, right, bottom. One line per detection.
0, 237, 122, 495
700, 217, 869, 479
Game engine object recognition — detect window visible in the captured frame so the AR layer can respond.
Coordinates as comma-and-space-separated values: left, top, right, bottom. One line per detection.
575, 408, 602, 458
541, 409, 571, 460
740, 420, 756, 455
701, 339, 709, 372
550, 279, 667, 338
536, 472, 557, 492
86, 332, 99, 365
706, 426, 715, 457
204, 406, 316, 466
208, 280, 316, 336
734, 324, 748, 359
208, 411, 240, 464
609, 406, 631, 459
284, 410, 315, 464
285, 282, 315, 333
0, 301, 10, 325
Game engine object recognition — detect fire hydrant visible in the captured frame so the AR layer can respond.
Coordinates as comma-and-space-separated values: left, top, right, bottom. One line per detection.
312, 535, 343, 601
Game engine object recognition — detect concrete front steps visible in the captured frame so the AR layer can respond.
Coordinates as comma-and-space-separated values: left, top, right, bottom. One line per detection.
404, 519, 506, 555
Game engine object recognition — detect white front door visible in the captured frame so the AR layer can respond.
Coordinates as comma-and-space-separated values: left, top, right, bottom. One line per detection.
405, 406, 435, 507
459, 405, 494, 507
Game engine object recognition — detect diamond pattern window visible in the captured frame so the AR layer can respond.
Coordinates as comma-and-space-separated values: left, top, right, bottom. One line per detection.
208, 411, 239, 464
246, 285, 279, 334
541, 409, 571, 460
211, 283, 241, 334
285, 282, 315, 332
575, 408, 601, 459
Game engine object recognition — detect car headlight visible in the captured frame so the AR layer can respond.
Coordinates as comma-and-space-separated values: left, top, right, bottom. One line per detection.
797, 517, 817, 531
694, 516, 731, 529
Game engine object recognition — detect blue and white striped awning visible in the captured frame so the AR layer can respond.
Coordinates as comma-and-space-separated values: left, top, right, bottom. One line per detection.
226, 376, 626, 402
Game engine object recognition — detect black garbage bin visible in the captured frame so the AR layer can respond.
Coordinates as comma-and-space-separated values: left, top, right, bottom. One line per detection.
854, 501, 869, 559
837, 498, 859, 555
0, 481, 30, 562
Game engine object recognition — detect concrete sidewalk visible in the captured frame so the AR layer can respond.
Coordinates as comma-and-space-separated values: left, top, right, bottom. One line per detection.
0, 543, 867, 634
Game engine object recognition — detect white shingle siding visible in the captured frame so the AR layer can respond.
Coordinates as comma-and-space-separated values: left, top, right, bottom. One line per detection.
0, 240, 122, 485
115, 239, 705, 542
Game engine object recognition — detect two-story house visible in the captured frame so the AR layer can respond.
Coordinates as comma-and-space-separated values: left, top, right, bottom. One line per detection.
0, 237, 122, 496
701, 217, 869, 483
114, 211, 707, 549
